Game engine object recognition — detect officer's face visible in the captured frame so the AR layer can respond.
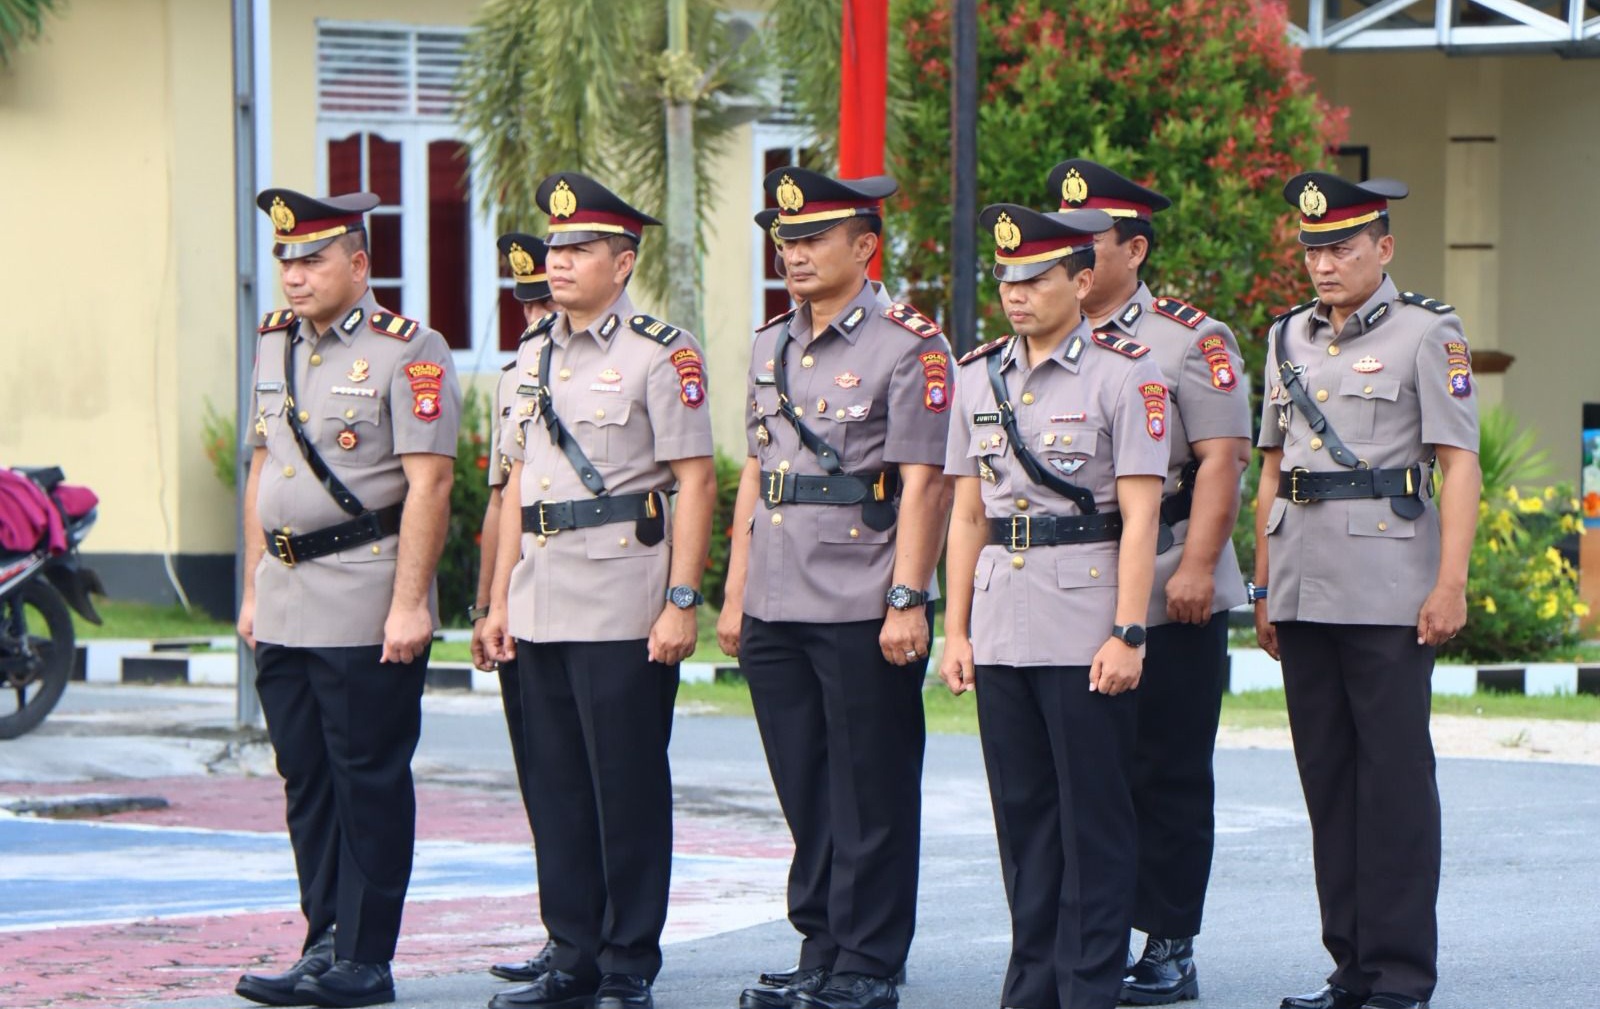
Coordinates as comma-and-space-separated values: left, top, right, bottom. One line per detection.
999, 262, 1094, 339
521, 300, 556, 326
1303, 229, 1394, 309
1086, 229, 1145, 305
780, 225, 877, 300
547, 240, 635, 312
278, 241, 369, 327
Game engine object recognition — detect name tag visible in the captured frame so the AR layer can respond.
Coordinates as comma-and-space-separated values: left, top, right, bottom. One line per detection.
516, 384, 539, 395
331, 386, 378, 398
972, 411, 1000, 425
754, 373, 776, 386
255, 381, 284, 393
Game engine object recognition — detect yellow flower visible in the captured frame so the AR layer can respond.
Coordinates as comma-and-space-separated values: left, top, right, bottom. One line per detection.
1487, 538, 1500, 553
1482, 596, 1498, 614
1546, 547, 1564, 566
1507, 486, 1520, 501
1544, 486, 1557, 501
1577, 602, 1592, 618
1538, 595, 1559, 620
1517, 496, 1544, 514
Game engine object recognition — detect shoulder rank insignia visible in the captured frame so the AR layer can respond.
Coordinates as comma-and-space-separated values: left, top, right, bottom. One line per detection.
258, 309, 297, 333
755, 307, 798, 333
1151, 297, 1208, 328
501, 358, 517, 373
1399, 291, 1455, 314
957, 335, 1010, 366
628, 313, 682, 345
369, 310, 419, 341
1271, 300, 1317, 333
883, 302, 943, 339
1091, 330, 1151, 359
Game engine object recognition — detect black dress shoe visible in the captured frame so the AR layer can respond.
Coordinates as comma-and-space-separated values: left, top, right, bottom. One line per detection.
491, 942, 557, 982
292, 960, 394, 1008
1280, 983, 1367, 1009
741, 966, 828, 1009
1360, 996, 1428, 1009
792, 972, 897, 1009
488, 969, 599, 1009
760, 966, 905, 988
1120, 936, 1198, 1004
236, 931, 336, 1006
595, 972, 652, 1008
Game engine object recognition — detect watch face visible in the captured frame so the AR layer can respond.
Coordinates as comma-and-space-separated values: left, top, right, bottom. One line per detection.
887, 586, 910, 609
670, 586, 694, 608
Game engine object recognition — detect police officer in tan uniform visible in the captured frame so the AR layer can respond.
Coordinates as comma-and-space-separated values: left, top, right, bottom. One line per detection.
473, 233, 559, 986
1048, 160, 1252, 1003
1255, 174, 1480, 1009
235, 188, 462, 1009
718, 168, 951, 1009
940, 203, 1166, 1009
481, 173, 716, 1009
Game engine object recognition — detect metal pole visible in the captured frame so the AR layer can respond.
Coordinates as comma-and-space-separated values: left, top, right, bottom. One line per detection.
949, 0, 978, 356
232, 0, 261, 727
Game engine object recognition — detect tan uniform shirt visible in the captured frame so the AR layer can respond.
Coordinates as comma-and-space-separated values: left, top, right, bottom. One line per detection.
1099, 283, 1252, 626
743, 282, 952, 624
248, 290, 462, 647
1257, 275, 1479, 625
945, 319, 1170, 667
489, 357, 520, 490
504, 291, 714, 643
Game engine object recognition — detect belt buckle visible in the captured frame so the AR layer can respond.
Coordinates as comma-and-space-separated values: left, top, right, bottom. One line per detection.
1009, 514, 1031, 552
536, 501, 560, 537
872, 471, 887, 502
766, 471, 784, 506
273, 532, 296, 567
1288, 467, 1311, 505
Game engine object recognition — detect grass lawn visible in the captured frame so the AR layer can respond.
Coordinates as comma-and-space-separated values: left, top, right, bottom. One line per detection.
74, 600, 234, 640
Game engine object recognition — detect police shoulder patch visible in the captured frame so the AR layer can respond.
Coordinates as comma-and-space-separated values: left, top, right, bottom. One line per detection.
1150, 296, 1208, 328
755, 307, 797, 333
883, 302, 943, 339
957, 336, 1010, 366
1091, 330, 1151, 359
258, 309, 297, 333
369, 310, 419, 341
1398, 291, 1455, 314
628, 313, 682, 345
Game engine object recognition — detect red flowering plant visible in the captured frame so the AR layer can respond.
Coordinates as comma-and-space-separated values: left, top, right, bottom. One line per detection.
439, 384, 495, 625
887, 0, 1347, 386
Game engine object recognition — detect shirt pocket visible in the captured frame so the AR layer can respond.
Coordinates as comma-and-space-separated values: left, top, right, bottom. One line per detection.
583, 525, 662, 559
811, 398, 873, 461
255, 390, 288, 441
974, 552, 997, 591
322, 396, 385, 464
1056, 545, 1119, 591
1337, 374, 1401, 444
1346, 498, 1416, 539
817, 502, 894, 545
1265, 496, 1288, 536
570, 397, 632, 464
337, 539, 396, 564
1037, 428, 1099, 485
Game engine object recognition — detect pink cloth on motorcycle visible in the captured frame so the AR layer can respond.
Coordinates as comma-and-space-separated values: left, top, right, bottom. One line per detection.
0, 469, 68, 555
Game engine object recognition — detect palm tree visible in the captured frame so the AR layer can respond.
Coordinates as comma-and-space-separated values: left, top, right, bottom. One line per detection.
0, 0, 62, 66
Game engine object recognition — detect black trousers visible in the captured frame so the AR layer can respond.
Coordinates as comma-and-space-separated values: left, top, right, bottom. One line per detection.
498, 666, 538, 837
254, 642, 427, 963
1131, 613, 1228, 939
1276, 622, 1440, 1002
740, 614, 927, 978
514, 639, 679, 982
976, 664, 1137, 1009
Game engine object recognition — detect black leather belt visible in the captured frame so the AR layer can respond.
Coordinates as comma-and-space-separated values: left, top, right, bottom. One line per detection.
1277, 465, 1426, 505
988, 512, 1123, 552
760, 469, 899, 508
521, 490, 663, 535
265, 503, 403, 566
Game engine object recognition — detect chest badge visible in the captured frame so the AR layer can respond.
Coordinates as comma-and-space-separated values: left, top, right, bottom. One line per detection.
1352, 355, 1384, 374
756, 423, 771, 447
599, 368, 622, 383
1050, 412, 1087, 423
347, 359, 370, 383
1049, 457, 1087, 476
834, 371, 861, 389
336, 428, 359, 451
846, 404, 870, 420
591, 367, 623, 393
978, 460, 997, 484
254, 415, 268, 437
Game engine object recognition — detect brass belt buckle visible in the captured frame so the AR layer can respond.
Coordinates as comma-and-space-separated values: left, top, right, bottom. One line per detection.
536, 501, 561, 536
1288, 467, 1311, 505
766, 471, 784, 506
872, 471, 887, 502
273, 532, 296, 567
1009, 514, 1031, 552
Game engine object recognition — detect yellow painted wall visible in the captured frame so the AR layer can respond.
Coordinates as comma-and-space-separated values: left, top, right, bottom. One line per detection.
702, 121, 761, 459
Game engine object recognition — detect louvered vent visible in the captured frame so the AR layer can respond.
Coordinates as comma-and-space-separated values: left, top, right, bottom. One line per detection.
317, 21, 469, 122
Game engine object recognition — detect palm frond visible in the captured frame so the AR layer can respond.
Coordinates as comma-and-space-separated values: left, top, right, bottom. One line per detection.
0, 0, 64, 67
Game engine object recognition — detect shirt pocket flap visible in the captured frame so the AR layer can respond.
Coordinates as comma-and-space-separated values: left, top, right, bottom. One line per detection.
1346, 499, 1416, 538
1056, 548, 1118, 589
817, 507, 893, 545
1339, 374, 1401, 402
324, 397, 383, 427
573, 399, 631, 429
1265, 496, 1288, 535
337, 541, 394, 564
974, 552, 997, 590
1038, 428, 1098, 455
753, 388, 782, 419
967, 429, 1006, 458
583, 527, 650, 559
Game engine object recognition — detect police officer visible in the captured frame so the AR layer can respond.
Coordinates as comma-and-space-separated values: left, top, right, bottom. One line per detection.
481, 173, 716, 1009
1048, 159, 1252, 1003
939, 202, 1166, 1009
474, 233, 559, 986
718, 168, 951, 1009
235, 188, 462, 1008
1255, 174, 1480, 1009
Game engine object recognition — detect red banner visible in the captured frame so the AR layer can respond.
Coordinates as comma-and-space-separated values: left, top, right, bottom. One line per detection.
839, 0, 888, 280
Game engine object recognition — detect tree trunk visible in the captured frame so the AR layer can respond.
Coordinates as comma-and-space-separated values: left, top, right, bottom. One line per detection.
663, 0, 701, 336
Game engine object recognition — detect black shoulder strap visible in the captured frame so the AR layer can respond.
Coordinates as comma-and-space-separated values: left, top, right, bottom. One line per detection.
1273, 316, 1362, 470
281, 329, 366, 516
772, 329, 844, 475
536, 337, 608, 496
984, 349, 1097, 514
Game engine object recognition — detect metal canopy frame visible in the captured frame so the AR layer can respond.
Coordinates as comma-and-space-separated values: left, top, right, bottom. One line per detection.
1290, 0, 1600, 53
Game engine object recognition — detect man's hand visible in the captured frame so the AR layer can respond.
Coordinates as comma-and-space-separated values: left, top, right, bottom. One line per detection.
649, 605, 698, 666
1089, 637, 1142, 695
469, 616, 497, 671
483, 606, 515, 665
236, 596, 257, 650
880, 607, 930, 667
1417, 585, 1467, 647
382, 604, 433, 664
1164, 564, 1216, 626
716, 600, 744, 658
1254, 601, 1279, 660
938, 634, 975, 695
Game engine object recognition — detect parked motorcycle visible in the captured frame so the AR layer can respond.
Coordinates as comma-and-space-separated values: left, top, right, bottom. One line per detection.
0, 466, 104, 739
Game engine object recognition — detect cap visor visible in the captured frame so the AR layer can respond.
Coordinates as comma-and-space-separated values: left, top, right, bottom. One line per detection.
546, 229, 638, 248
993, 258, 1065, 283
272, 236, 340, 261
513, 281, 552, 303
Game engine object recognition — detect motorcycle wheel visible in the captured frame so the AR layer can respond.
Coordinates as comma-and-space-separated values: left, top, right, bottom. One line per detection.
0, 580, 75, 740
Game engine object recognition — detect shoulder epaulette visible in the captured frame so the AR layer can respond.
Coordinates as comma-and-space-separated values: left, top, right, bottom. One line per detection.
369, 310, 419, 341
1150, 296, 1208, 328
628, 313, 682, 345
1270, 300, 1317, 332
755, 307, 797, 333
1091, 330, 1151, 359
529, 313, 558, 338
957, 336, 1009, 365
500, 358, 517, 373
883, 302, 943, 339
258, 309, 297, 333
1398, 291, 1455, 314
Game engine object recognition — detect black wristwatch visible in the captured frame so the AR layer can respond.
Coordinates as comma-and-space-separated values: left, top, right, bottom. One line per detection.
885, 584, 928, 611
1246, 581, 1268, 602
468, 604, 490, 623
666, 585, 704, 610
1111, 623, 1147, 648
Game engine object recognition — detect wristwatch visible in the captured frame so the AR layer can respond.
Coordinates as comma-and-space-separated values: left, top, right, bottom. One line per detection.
885, 585, 928, 611
468, 604, 490, 623
1246, 581, 1269, 602
1111, 623, 1147, 648
666, 585, 704, 610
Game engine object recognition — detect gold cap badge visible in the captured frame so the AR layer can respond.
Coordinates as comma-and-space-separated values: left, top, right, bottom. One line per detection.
507, 242, 536, 277
775, 174, 805, 213
549, 179, 578, 218
270, 197, 296, 233
1299, 180, 1327, 219
1062, 168, 1089, 205
993, 212, 1022, 252
768, 218, 783, 247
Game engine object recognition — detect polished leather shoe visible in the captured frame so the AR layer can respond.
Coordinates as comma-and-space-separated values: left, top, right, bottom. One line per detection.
1360, 996, 1428, 1009
760, 966, 905, 988
741, 966, 828, 1008
488, 969, 599, 1009
236, 931, 336, 1006
1281, 983, 1367, 1009
491, 941, 557, 982
596, 972, 652, 1009
292, 960, 394, 1008
1120, 935, 1198, 1004
792, 972, 897, 1009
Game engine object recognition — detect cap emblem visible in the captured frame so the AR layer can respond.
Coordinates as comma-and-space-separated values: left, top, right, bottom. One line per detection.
775, 174, 805, 212
269, 197, 296, 233
993, 212, 1022, 252
1061, 168, 1089, 205
549, 179, 578, 218
1299, 180, 1328, 219
507, 242, 536, 277
768, 217, 783, 247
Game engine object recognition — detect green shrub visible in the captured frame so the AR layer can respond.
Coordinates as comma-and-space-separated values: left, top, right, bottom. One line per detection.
201, 397, 238, 491
438, 384, 494, 627
703, 451, 745, 610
